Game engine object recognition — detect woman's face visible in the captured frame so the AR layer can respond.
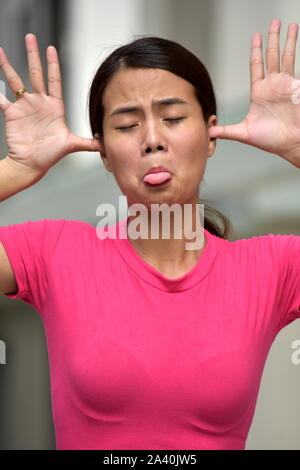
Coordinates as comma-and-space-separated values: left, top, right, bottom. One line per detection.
100, 67, 217, 208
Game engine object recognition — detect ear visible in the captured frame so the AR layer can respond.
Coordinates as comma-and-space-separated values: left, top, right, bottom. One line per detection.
207, 115, 218, 158
94, 132, 112, 173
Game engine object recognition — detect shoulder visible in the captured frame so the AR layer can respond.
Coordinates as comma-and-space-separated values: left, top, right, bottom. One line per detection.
224, 232, 300, 272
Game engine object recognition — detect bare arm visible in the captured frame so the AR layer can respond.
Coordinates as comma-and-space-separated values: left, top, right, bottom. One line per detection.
0, 156, 40, 294
0, 240, 17, 294
0, 156, 45, 203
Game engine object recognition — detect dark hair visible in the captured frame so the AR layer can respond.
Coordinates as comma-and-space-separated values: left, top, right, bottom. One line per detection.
88, 36, 233, 240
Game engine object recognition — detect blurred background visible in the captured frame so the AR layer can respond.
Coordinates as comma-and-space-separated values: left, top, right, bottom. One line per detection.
0, 0, 300, 450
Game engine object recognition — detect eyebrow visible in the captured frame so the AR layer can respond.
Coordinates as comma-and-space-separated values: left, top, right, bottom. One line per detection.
109, 97, 189, 117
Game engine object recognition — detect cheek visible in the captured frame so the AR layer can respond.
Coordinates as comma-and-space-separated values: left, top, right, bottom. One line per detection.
192, 127, 208, 150
177, 122, 207, 146
105, 145, 140, 190
105, 140, 135, 171
178, 129, 208, 163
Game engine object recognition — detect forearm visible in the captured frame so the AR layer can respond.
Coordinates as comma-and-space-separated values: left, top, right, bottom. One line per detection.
0, 156, 45, 203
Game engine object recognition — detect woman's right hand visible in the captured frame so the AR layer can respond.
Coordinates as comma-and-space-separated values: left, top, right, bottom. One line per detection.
0, 33, 102, 177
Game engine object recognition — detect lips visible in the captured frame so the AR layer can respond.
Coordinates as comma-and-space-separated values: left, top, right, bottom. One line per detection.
144, 166, 171, 177
143, 166, 172, 185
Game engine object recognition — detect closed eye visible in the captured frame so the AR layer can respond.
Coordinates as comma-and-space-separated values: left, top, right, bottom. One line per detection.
116, 117, 185, 131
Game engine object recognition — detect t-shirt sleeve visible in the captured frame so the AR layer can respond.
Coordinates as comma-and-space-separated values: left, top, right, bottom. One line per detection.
0, 218, 66, 311
273, 234, 300, 334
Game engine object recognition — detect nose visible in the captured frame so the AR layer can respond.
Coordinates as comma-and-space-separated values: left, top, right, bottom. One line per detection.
142, 120, 167, 156
144, 144, 164, 154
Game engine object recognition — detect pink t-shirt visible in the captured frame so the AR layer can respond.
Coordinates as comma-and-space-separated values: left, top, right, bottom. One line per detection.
0, 217, 300, 450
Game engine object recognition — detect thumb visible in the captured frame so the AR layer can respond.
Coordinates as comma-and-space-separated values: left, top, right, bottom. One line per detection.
71, 135, 104, 153
208, 123, 247, 142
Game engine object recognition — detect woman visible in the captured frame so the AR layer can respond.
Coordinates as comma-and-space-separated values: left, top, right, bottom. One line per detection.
0, 19, 299, 450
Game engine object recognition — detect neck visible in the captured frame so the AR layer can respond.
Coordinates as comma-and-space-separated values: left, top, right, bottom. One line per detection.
126, 197, 205, 270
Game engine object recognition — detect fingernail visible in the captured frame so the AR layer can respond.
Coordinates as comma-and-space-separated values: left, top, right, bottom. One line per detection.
25, 33, 35, 40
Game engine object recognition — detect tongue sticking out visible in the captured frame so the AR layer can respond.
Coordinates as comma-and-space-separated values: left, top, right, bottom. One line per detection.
143, 171, 172, 185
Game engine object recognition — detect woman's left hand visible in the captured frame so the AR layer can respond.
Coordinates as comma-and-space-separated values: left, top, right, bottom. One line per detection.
208, 19, 300, 168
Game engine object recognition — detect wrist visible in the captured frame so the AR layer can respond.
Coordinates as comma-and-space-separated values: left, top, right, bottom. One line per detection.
3, 155, 46, 185
0, 156, 46, 202
278, 146, 300, 169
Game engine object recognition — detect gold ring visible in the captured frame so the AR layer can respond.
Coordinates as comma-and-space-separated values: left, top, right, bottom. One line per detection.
15, 88, 27, 97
